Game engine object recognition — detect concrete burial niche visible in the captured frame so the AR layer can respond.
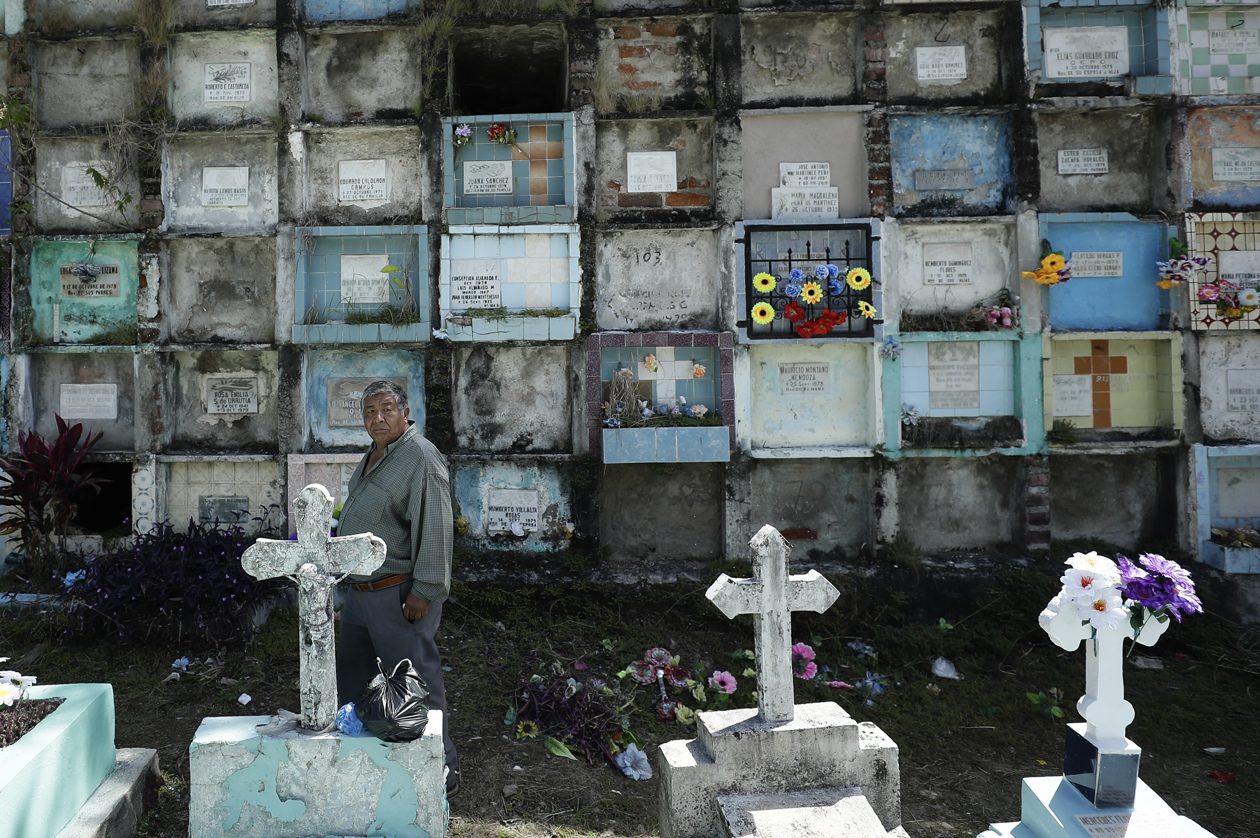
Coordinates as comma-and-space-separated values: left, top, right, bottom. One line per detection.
164, 459, 283, 532
1194, 444, 1260, 574
30, 351, 135, 452
162, 237, 277, 345
595, 17, 710, 112
163, 351, 280, 452
898, 455, 1022, 551
595, 229, 719, 331
172, 0, 277, 28
302, 127, 422, 224
1180, 8, 1260, 96
163, 133, 279, 233
25, 0, 134, 31
890, 113, 1013, 217
600, 464, 724, 564
286, 453, 360, 535
884, 8, 1009, 103
1187, 107, 1260, 208
27, 239, 138, 346
34, 137, 140, 234
747, 459, 872, 555
1025, 0, 1173, 94
1184, 212, 1260, 332
1036, 109, 1163, 213
1042, 214, 1170, 332
740, 13, 858, 107
897, 338, 1018, 423
1051, 452, 1177, 549
747, 343, 874, 452
739, 112, 868, 221
302, 27, 421, 122
303, 348, 425, 449
452, 23, 568, 114
301, 0, 418, 23
169, 31, 279, 128
452, 345, 572, 453
451, 460, 573, 552
886, 220, 1015, 317
34, 37, 140, 131
1198, 333, 1260, 441
595, 118, 714, 218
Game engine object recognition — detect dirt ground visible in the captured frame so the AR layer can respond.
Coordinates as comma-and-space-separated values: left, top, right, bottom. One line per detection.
2, 568, 1257, 838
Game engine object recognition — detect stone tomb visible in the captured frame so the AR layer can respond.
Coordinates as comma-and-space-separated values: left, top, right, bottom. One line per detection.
163, 458, 283, 532
28, 351, 136, 452
898, 456, 1023, 551
163, 133, 279, 233
1194, 444, 1260, 575
884, 9, 1008, 102
162, 351, 281, 451
600, 463, 725, 565
172, 0, 277, 28
27, 239, 139, 346
747, 343, 875, 453
23, 0, 134, 32
745, 458, 872, 554
451, 459, 574, 552
452, 345, 573, 452
1036, 109, 1165, 213
740, 14, 859, 107
595, 229, 719, 331
287, 454, 361, 536
34, 36, 140, 131
595, 118, 714, 217
303, 348, 425, 449
162, 237, 278, 345
1197, 333, 1260, 441
169, 31, 279, 127
301, 127, 423, 224
740, 113, 867, 221
1050, 452, 1178, 550
659, 525, 904, 838
34, 136, 140, 234
1186, 107, 1260, 209
1043, 334, 1182, 439
302, 27, 421, 122
595, 17, 711, 112
890, 113, 1014, 217
885, 219, 1015, 319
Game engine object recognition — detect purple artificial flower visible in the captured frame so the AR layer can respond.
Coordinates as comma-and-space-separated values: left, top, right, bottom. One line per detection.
1118, 553, 1203, 622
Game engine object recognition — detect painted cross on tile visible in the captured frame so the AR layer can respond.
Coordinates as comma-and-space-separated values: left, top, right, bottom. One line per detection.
1074, 340, 1127, 429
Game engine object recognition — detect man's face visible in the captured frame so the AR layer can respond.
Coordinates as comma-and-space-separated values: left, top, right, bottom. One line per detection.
362, 392, 410, 448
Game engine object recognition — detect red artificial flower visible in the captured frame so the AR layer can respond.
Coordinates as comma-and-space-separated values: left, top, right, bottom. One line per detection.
784, 301, 806, 323
1208, 771, 1235, 783
1173, 653, 1188, 663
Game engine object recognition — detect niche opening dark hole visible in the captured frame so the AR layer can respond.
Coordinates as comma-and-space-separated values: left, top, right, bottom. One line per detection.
451, 25, 568, 114
70, 463, 132, 535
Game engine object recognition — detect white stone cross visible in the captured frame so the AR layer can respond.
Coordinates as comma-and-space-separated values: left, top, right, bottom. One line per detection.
706, 524, 840, 723
242, 483, 386, 730
1039, 596, 1170, 748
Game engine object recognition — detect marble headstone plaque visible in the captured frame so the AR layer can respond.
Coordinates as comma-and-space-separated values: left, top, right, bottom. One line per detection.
779, 163, 831, 188
59, 264, 121, 298
626, 152, 677, 193
199, 496, 250, 523
1211, 147, 1260, 182
206, 375, 259, 414
922, 243, 974, 285
338, 159, 389, 203
1043, 27, 1129, 79
340, 254, 391, 304
207, 0, 254, 6
914, 169, 976, 191
201, 167, 249, 207
1209, 29, 1258, 55
928, 342, 980, 410
778, 363, 831, 396
770, 187, 840, 219
462, 161, 513, 195
1218, 468, 1260, 518
450, 259, 502, 309
486, 488, 540, 533
1072, 251, 1124, 277
1075, 812, 1181, 838
915, 46, 968, 81
61, 167, 110, 207
327, 377, 407, 427
60, 383, 118, 420
1058, 148, 1109, 175
1226, 369, 1260, 412
203, 63, 252, 103
1053, 374, 1094, 416
1217, 249, 1260, 288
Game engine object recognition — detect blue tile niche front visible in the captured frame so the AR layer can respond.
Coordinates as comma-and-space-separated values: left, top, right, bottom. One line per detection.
451, 460, 573, 552
293, 225, 428, 344
304, 348, 425, 449
300, 0, 416, 22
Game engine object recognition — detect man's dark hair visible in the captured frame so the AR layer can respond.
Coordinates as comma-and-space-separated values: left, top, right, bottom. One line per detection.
361, 379, 408, 411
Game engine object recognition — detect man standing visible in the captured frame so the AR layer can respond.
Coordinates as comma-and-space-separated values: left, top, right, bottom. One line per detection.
335, 379, 458, 795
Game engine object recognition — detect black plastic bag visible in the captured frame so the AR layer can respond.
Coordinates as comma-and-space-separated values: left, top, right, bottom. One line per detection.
355, 658, 430, 742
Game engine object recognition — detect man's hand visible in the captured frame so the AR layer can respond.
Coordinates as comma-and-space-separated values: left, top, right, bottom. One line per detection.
403, 593, 430, 622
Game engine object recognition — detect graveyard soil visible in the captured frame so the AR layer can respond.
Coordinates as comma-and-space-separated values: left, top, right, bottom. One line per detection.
1, 563, 1257, 838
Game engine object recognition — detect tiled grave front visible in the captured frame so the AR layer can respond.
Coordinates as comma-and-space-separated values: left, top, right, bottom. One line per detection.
1181, 9, 1260, 95
35, 137, 140, 234
29, 351, 136, 452
1196, 333, 1260, 441
1036, 109, 1160, 213
737, 220, 881, 343
747, 342, 874, 453
885, 220, 1016, 320
899, 338, 1016, 419
170, 31, 279, 127
302, 27, 421, 123
740, 14, 859, 107
286, 454, 361, 536
1044, 334, 1182, 436
1186, 107, 1260, 209
1052, 452, 1177, 548
889, 113, 1014, 217
27, 240, 138, 346
164, 351, 280, 452
739, 112, 868, 221
443, 114, 574, 225
1040, 214, 1171, 332
1026, 0, 1172, 93
440, 225, 578, 341
595, 229, 719, 331
34, 36, 140, 130
294, 225, 428, 343
1194, 444, 1260, 573
587, 332, 734, 464
595, 117, 714, 216
451, 460, 573, 552
596, 17, 712, 111
162, 237, 277, 345
163, 133, 279, 234
302, 127, 423, 224
1185, 212, 1260, 331
453, 345, 573, 453
600, 464, 725, 564
301, 0, 415, 21
746, 459, 872, 550
164, 459, 283, 533
303, 348, 426, 449
884, 9, 1009, 103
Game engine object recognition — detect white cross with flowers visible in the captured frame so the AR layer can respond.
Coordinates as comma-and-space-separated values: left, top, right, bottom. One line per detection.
706, 525, 839, 724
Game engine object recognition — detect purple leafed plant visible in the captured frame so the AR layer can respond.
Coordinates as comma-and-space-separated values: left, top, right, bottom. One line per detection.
513, 677, 632, 768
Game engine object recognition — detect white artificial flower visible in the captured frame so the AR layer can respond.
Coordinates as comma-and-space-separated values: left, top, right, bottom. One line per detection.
1239, 287, 1260, 307
0, 682, 21, 707
1061, 566, 1119, 606
1065, 552, 1120, 582
1083, 591, 1129, 631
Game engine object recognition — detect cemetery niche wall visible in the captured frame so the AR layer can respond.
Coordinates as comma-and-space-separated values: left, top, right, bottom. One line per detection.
451, 460, 575, 553
24, 239, 139, 346
1194, 444, 1260, 574
889, 113, 1014, 217
299, 127, 423, 226
1025, 0, 1174, 95
1178, 8, 1260, 96
303, 349, 426, 450
1185, 108, 1260, 209
1035, 108, 1167, 213
738, 113, 868, 221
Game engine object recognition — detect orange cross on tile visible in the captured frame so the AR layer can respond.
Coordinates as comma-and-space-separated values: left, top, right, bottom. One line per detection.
1073, 340, 1127, 429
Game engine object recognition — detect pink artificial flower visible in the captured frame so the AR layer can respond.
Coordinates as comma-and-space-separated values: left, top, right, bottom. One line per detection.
573, 659, 588, 671
627, 661, 656, 684
826, 680, 855, 690
1000, 307, 1013, 327
708, 670, 737, 694
1198, 285, 1221, 302
663, 665, 690, 690
791, 642, 815, 662
791, 642, 817, 680
796, 661, 818, 680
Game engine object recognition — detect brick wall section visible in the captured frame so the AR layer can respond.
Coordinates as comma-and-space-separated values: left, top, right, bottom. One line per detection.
1025, 455, 1051, 550
862, 16, 890, 217
603, 17, 711, 110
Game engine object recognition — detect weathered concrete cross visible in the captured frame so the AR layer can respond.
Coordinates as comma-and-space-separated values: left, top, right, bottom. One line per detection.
706, 524, 840, 723
242, 483, 386, 730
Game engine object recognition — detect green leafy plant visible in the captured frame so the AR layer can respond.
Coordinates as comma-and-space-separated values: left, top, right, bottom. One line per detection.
1046, 418, 1079, 446
1027, 689, 1066, 721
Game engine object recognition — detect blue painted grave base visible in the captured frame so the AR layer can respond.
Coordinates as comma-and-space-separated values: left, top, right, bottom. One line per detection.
982, 776, 1214, 838
603, 426, 731, 464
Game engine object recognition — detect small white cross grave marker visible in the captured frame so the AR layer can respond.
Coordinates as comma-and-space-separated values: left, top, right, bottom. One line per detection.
242, 484, 386, 730
706, 525, 840, 723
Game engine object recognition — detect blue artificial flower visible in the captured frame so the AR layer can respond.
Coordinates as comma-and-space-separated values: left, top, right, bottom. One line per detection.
814, 265, 829, 279
615, 743, 653, 780
172, 656, 190, 671
784, 283, 802, 298
604, 417, 621, 428
788, 268, 804, 283
827, 264, 840, 278
828, 279, 843, 296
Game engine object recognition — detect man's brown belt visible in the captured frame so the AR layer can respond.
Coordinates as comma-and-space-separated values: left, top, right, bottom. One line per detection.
349, 573, 410, 592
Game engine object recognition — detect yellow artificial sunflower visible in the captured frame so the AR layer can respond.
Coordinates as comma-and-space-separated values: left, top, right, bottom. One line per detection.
846, 267, 873, 290
516, 720, 540, 739
751, 302, 776, 324
800, 281, 824, 304
753, 272, 777, 293
1023, 268, 1059, 286
1041, 253, 1066, 272
1155, 279, 1174, 290
857, 300, 877, 318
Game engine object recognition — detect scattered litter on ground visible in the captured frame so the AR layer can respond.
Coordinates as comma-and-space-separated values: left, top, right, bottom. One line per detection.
237, 693, 251, 705
1204, 747, 1226, 755
162, 672, 180, 684
931, 657, 962, 679
1129, 655, 1164, 670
